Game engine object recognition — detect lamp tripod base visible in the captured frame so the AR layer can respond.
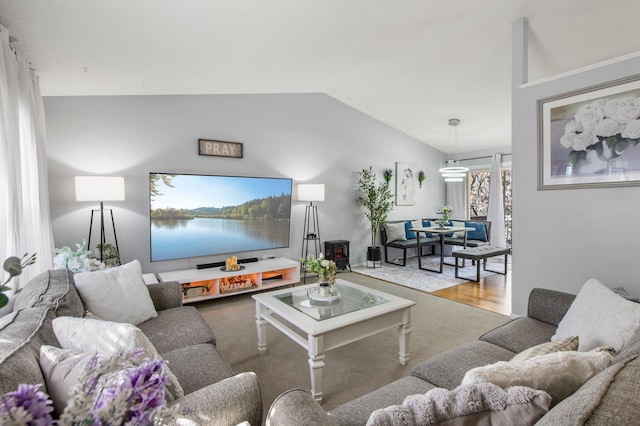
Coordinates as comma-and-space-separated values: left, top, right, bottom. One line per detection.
87, 202, 120, 265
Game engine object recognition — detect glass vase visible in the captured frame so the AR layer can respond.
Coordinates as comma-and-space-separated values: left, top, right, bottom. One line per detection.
318, 282, 330, 297
318, 273, 337, 296
593, 139, 629, 175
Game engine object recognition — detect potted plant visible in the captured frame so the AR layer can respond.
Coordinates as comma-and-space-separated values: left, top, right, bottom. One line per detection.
435, 205, 453, 228
96, 243, 121, 268
301, 253, 337, 296
356, 166, 394, 264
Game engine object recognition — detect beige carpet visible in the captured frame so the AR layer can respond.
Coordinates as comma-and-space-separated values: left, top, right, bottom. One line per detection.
194, 272, 509, 418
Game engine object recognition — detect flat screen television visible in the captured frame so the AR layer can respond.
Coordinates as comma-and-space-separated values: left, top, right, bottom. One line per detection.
149, 172, 292, 262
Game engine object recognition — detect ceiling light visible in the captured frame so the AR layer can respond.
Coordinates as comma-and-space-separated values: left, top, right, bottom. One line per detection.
440, 118, 469, 181
441, 172, 466, 178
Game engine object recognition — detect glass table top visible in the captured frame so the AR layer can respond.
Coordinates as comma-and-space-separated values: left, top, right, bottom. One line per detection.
274, 282, 390, 321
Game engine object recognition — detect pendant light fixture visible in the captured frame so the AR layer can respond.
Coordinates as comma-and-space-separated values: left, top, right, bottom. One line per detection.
439, 118, 469, 182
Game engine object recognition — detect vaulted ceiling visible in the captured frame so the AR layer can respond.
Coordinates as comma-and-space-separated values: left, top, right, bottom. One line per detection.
2, 0, 639, 153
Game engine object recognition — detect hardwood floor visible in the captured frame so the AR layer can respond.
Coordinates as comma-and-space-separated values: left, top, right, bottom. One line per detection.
431, 267, 511, 316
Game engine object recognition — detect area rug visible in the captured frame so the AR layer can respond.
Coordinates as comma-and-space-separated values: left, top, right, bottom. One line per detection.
351, 255, 508, 293
195, 272, 510, 414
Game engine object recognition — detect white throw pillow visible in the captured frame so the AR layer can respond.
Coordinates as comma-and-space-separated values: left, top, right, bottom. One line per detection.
385, 222, 407, 242
552, 278, 640, 352
39, 345, 110, 414
451, 221, 466, 238
462, 347, 614, 404
410, 220, 422, 230
51, 316, 183, 400
73, 259, 157, 325
40, 345, 181, 415
408, 220, 422, 238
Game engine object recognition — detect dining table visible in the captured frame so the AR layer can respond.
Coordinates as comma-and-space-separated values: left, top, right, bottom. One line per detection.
409, 226, 475, 273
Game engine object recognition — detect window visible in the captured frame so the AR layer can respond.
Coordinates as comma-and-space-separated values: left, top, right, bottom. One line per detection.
468, 169, 512, 244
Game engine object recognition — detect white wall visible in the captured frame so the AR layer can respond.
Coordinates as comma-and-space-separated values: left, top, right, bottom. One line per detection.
45, 93, 445, 274
457, 147, 512, 171
512, 57, 640, 315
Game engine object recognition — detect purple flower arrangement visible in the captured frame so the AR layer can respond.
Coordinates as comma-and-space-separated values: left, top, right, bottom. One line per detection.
0, 384, 55, 425
93, 357, 169, 424
0, 349, 179, 425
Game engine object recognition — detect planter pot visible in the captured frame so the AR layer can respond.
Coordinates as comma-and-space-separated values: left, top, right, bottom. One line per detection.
367, 246, 382, 261
318, 282, 330, 297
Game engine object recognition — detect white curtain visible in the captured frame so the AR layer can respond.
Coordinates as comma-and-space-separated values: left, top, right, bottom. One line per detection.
487, 153, 507, 247
446, 177, 468, 219
0, 24, 54, 296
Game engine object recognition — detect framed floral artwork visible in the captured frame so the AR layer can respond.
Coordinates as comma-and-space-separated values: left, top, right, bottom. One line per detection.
538, 75, 640, 189
396, 162, 415, 205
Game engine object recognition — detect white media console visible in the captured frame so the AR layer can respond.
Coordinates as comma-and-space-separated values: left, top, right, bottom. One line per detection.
157, 257, 300, 303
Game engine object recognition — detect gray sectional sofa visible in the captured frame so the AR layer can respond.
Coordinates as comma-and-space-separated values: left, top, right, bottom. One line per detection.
0, 269, 262, 425
266, 287, 640, 425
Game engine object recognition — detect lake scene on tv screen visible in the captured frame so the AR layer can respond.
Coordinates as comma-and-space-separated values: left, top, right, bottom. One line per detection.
150, 173, 292, 262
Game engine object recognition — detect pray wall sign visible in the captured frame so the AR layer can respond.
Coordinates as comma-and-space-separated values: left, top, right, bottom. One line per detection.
198, 139, 243, 158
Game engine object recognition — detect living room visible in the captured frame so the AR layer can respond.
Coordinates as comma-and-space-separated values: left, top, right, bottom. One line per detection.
3, 1, 640, 424
39, 3, 640, 316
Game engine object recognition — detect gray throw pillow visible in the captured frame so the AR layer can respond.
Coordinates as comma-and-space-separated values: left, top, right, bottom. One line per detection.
385, 222, 407, 242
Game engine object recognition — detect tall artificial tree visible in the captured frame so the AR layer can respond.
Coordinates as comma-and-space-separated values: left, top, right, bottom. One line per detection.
357, 167, 394, 256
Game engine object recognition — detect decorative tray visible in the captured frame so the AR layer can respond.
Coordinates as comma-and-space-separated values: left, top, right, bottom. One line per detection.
220, 265, 245, 272
307, 286, 341, 303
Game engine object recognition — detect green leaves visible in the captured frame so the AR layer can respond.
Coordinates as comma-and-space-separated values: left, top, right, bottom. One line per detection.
3, 257, 22, 279
357, 167, 395, 248
383, 169, 393, 183
1, 253, 37, 308
3, 253, 37, 285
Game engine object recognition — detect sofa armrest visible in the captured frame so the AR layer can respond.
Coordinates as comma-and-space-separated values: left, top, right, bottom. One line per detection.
147, 281, 183, 311
266, 389, 336, 426
170, 372, 262, 426
527, 288, 576, 326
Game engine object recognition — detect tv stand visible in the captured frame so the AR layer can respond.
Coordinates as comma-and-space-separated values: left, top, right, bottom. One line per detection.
157, 258, 300, 303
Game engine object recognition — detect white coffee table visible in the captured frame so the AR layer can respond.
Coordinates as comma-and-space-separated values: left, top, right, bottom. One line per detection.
252, 279, 415, 402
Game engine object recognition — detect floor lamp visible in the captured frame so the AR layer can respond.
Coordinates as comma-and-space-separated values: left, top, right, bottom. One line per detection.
298, 183, 325, 283
75, 176, 125, 262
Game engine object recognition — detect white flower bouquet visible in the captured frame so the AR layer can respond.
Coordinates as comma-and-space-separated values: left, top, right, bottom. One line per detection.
53, 240, 105, 273
434, 205, 453, 228
301, 253, 336, 280
560, 95, 640, 166
437, 205, 452, 221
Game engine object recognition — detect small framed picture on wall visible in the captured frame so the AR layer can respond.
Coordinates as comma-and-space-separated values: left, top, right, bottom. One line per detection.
396, 162, 415, 205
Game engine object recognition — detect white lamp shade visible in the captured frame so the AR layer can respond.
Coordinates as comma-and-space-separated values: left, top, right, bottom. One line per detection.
75, 176, 125, 202
297, 184, 325, 202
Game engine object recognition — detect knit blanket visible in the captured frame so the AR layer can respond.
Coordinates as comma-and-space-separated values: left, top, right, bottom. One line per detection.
366, 382, 551, 426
